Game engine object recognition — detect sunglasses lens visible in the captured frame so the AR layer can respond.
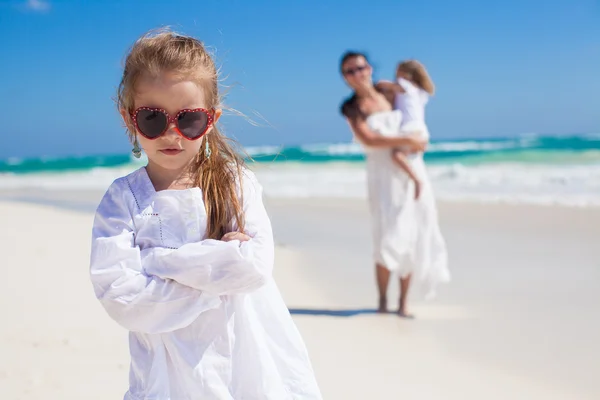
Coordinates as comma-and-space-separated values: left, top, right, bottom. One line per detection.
136, 109, 167, 139
345, 66, 366, 76
178, 110, 209, 139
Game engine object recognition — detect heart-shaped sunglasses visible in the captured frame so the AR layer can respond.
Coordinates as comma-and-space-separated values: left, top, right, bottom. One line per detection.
131, 107, 214, 140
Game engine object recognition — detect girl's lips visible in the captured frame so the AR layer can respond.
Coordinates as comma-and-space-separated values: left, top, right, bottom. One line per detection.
159, 149, 183, 156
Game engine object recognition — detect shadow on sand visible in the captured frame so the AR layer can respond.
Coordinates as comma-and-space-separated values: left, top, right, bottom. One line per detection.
287, 308, 380, 317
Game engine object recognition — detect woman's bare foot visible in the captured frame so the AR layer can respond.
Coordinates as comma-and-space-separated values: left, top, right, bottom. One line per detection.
397, 309, 415, 319
398, 300, 415, 319
377, 296, 388, 313
398, 275, 413, 318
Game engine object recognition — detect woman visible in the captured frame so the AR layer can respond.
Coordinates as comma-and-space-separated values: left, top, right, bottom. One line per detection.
339, 51, 449, 317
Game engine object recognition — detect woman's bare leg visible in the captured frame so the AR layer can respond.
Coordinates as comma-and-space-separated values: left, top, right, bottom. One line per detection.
376, 263, 390, 313
398, 274, 414, 318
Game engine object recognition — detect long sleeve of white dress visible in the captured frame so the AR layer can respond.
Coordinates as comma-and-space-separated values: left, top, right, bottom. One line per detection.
141, 172, 274, 295
89, 172, 273, 334
90, 182, 221, 334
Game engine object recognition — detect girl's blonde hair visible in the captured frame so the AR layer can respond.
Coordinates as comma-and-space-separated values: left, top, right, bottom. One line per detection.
117, 28, 246, 240
397, 60, 435, 95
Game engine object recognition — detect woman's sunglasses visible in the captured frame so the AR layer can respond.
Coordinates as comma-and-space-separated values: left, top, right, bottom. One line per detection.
343, 65, 368, 76
131, 107, 214, 140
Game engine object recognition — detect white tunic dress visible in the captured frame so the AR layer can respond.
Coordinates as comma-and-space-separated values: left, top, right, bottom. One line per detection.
364, 104, 450, 298
394, 77, 432, 141
90, 167, 322, 400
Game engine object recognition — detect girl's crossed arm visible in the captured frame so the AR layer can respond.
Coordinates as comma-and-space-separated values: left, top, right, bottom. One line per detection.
141, 170, 274, 296
90, 182, 222, 334
90, 171, 272, 335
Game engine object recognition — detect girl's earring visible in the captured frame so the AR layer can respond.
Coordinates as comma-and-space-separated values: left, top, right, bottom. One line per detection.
132, 136, 142, 159
204, 136, 211, 159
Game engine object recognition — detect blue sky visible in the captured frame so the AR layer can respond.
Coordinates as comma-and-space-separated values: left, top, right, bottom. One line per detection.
0, 0, 598, 158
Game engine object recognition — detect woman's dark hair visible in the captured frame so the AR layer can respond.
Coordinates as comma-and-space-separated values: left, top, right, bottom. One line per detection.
339, 51, 368, 73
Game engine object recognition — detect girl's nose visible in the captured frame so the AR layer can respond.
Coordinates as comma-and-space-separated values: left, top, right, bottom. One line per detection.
164, 122, 180, 137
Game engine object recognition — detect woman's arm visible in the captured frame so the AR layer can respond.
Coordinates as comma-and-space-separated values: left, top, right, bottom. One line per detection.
346, 117, 427, 151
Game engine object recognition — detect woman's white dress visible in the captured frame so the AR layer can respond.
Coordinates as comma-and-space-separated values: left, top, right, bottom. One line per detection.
363, 80, 450, 297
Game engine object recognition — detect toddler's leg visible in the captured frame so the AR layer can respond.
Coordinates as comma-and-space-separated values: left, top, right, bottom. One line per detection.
391, 149, 422, 200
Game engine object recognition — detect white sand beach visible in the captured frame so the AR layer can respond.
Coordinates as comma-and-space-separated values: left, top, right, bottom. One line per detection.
0, 195, 598, 399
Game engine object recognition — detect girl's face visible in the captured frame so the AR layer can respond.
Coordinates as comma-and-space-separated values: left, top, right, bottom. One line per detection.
341, 56, 372, 90
124, 71, 221, 175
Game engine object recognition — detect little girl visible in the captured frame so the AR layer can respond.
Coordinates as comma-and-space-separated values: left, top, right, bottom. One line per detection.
89, 29, 322, 399
388, 59, 435, 200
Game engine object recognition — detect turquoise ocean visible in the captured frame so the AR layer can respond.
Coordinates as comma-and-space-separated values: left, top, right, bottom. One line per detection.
1, 134, 599, 207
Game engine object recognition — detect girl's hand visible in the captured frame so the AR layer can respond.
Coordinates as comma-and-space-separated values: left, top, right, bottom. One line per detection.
221, 232, 251, 242
407, 135, 428, 152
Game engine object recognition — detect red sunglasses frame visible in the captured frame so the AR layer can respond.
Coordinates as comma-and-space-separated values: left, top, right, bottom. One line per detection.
131, 106, 214, 141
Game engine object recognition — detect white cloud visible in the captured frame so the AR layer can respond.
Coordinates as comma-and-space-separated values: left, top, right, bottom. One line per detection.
25, 0, 50, 12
